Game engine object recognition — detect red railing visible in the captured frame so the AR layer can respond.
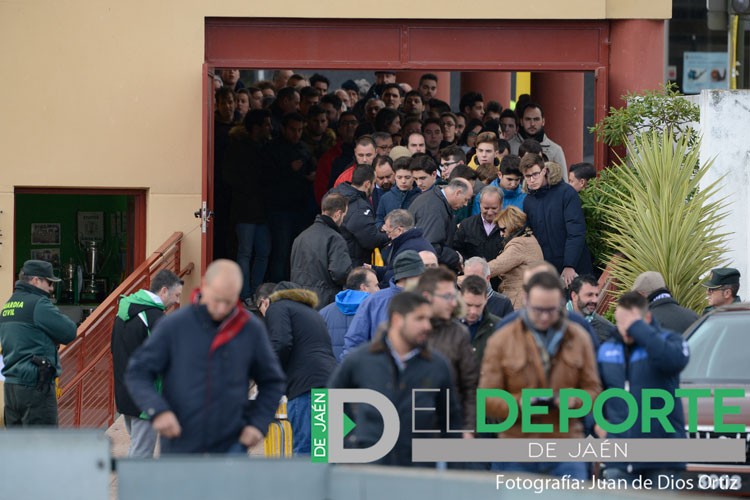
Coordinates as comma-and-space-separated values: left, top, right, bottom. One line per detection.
58, 232, 194, 428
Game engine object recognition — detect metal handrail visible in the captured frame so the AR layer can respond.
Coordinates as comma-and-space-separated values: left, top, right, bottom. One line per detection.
58, 232, 193, 428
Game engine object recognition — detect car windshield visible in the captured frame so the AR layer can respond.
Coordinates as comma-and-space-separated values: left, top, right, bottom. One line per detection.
682, 314, 750, 383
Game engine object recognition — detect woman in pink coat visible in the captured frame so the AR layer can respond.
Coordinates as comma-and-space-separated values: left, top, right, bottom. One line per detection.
488, 206, 544, 309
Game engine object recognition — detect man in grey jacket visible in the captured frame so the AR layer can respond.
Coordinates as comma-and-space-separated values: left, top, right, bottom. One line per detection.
291, 193, 353, 309
408, 177, 473, 271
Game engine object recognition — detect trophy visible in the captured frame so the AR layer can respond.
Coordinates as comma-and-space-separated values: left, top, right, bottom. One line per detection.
79, 240, 102, 303
59, 258, 76, 304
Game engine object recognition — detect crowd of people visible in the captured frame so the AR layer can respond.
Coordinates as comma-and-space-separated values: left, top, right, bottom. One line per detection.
0, 68, 744, 486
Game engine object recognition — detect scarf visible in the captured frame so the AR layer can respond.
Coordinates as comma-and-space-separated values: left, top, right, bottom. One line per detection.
190, 288, 250, 354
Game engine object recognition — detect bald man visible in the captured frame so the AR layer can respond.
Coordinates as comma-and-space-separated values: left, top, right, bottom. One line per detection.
126, 260, 286, 454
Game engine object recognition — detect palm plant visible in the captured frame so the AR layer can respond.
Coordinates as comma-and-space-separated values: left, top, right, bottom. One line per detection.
596, 130, 730, 313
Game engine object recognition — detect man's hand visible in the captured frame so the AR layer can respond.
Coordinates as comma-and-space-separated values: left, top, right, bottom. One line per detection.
290, 159, 304, 172
152, 411, 182, 438
614, 306, 640, 341
239, 425, 264, 448
561, 267, 577, 288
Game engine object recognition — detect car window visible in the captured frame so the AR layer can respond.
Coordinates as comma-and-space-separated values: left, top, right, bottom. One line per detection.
683, 315, 750, 382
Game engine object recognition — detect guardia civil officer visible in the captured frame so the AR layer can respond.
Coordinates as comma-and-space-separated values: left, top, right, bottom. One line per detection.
0, 260, 77, 426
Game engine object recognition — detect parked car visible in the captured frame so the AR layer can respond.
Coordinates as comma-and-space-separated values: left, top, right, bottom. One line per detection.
681, 303, 750, 496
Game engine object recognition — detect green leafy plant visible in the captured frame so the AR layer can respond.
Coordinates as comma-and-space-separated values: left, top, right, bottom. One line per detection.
596, 131, 730, 312
590, 82, 700, 149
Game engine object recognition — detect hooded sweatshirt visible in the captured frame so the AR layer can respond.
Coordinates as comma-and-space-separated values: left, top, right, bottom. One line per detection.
111, 289, 165, 417
319, 289, 370, 362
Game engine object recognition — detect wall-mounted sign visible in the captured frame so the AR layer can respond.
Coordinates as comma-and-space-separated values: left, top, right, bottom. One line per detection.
683, 52, 729, 94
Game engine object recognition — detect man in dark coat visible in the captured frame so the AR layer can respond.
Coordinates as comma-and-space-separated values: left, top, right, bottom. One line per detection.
126, 260, 286, 455
416, 268, 479, 433
459, 275, 501, 365
520, 154, 593, 287
330, 165, 389, 266
462, 257, 514, 319
264, 282, 337, 455
290, 193, 352, 308
632, 271, 698, 334
376, 209, 435, 286
328, 291, 462, 467
409, 178, 473, 271
453, 185, 505, 264
223, 108, 272, 301
376, 157, 422, 229
264, 112, 317, 282
110, 269, 183, 457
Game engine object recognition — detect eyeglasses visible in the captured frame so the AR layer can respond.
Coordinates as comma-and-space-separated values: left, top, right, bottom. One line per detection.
528, 305, 559, 316
524, 169, 545, 180
706, 286, 728, 294
440, 160, 458, 169
497, 226, 506, 232
433, 291, 458, 302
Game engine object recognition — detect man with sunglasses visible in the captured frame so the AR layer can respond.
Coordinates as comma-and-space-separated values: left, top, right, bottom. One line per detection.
0, 260, 77, 426
702, 267, 742, 315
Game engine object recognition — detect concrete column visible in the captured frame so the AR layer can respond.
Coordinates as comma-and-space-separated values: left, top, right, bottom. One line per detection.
396, 70, 451, 102
531, 72, 584, 166
459, 72, 512, 110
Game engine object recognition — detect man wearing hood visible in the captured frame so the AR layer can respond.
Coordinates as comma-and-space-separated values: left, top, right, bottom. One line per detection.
509, 102, 567, 177
342, 250, 426, 357
264, 281, 337, 455
110, 269, 183, 457
320, 267, 379, 361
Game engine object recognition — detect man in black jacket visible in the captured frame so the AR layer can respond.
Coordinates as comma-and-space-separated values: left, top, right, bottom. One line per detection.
290, 193, 353, 308
453, 185, 504, 289
409, 177, 473, 271
632, 271, 698, 334
264, 112, 317, 282
223, 109, 272, 302
331, 165, 389, 266
110, 269, 183, 457
264, 282, 337, 455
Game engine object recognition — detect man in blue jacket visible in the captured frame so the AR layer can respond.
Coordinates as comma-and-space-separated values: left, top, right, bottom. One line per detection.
126, 260, 285, 454
598, 291, 690, 483
520, 153, 593, 288
342, 250, 425, 358
320, 267, 379, 362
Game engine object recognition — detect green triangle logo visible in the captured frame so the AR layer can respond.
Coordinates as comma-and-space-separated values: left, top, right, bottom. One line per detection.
343, 413, 356, 438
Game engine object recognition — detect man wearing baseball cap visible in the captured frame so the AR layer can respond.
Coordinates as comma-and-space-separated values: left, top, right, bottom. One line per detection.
702, 267, 742, 315
0, 260, 77, 426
